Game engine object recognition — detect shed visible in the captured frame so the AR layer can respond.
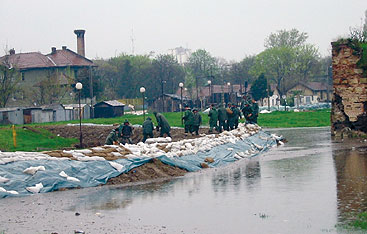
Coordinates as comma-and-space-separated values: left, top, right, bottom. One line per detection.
41, 104, 68, 122
94, 100, 125, 118
23, 107, 43, 124
62, 104, 91, 120
0, 107, 24, 125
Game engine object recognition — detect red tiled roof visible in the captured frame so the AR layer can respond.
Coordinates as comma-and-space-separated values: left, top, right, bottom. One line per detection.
0, 48, 94, 70
47, 49, 94, 67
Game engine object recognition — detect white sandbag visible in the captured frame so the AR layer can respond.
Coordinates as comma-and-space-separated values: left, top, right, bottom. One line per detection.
26, 182, 43, 193
111, 152, 123, 157
91, 147, 104, 152
0, 187, 6, 192
75, 149, 92, 154
0, 176, 9, 183
7, 190, 19, 195
59, 171, 80, 182
23, 166, 46, 175
109, 161, 125, 172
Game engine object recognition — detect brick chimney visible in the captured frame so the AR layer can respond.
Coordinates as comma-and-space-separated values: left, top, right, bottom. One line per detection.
51, 47, 56, 54
74, 29, 86, 57
9, 48, 15, 55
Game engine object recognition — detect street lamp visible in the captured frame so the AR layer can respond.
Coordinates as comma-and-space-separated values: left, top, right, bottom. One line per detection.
140, 87, 146, 120
179, 82, 184, 125
75, 82, 83, 148
227, 82, 231, 103
207, 80, 212, 104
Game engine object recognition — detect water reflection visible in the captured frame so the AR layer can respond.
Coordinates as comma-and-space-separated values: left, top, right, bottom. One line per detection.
333, 145, 367, 222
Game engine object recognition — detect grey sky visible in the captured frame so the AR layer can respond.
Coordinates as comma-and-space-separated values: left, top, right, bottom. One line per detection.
0, 0, 366, 61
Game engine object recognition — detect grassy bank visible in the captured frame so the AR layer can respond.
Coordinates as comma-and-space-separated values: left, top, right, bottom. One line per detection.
0, 126, 77, 152
0, 109, 330, 151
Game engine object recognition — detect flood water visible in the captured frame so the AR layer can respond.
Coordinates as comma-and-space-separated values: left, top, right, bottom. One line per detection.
1, 127, 367, 234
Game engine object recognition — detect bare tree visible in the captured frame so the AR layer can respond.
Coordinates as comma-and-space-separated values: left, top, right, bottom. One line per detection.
0, 53, 21, 107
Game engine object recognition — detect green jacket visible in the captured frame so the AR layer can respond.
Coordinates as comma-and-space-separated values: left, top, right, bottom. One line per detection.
242, 104, 252, 120
154, 113, 171, 133
217, 106, 228, 121
105, 130, 118, 145
193, 112, 202, 126
182, 110, 194, 126
208, 108, 218, 125
142, 117, 154, 134
232, 107, 241, 119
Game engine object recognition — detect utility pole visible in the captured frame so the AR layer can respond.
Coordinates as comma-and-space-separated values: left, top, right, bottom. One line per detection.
89, 66, 94, 118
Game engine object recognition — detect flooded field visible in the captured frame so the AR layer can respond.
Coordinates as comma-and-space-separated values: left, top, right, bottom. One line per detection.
1, 127, 367, 234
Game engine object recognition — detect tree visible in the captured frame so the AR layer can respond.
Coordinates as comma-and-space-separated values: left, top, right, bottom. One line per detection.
186, 49, 217, 104
250, 74, 270, 103
264, 29, 308, 49
252, 29, 320, 97
0, 55, 21, 107
31, 68, 74, 105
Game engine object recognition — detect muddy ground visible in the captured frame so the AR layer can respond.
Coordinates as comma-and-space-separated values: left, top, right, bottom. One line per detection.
39, 124, 206, 148
36, 124, 211, 185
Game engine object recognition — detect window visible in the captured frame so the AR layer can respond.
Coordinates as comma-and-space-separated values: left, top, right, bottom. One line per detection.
21, 72, 25, 81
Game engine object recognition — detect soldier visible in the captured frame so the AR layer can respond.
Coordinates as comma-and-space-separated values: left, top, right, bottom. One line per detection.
142, 117, 154, 143
182, 105, 194, 135
119, 119, 133, 144
153, 111, 171, 137
241, 100, 252, 123
226, 103, 235, 130
231, 103, 242, 129
105, 128, 119, 145
248, 98, 259, 124
208, 104, 218, 133
192, 108, 202, 135
217, 103, 228, 132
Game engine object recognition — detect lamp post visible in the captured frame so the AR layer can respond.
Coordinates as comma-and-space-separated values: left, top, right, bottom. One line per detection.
207, 80, 212, 104
179, 82, 184, 125
75, 82, 83, 148
140, 87, 146, 121
227, 82, 231, 103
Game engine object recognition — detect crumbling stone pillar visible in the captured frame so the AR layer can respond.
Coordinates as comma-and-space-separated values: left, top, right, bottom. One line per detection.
331, 40, 367, 137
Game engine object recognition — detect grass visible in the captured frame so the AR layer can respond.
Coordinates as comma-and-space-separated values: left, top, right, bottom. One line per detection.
0, 109, 330, 152
258, 109, 330, 128
349, 212, 367, 230
0, 126, 77, 152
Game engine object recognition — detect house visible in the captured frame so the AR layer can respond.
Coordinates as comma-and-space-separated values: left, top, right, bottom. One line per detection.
0, 107, 24, 125
287, 82, 331, 102
94, 100, 125, 118
151, 94, 192, 113
0, 29, 95, 107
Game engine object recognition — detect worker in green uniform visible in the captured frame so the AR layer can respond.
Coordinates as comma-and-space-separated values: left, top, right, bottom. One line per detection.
118, 119, 133, 144
231, 103, 242, 129
248, 98, 259, 124
208, 104, 218, 133
241, 100, 252, 123
217, 103, 228, 132
105, 128, 119, 145
192, 108, 202, 135
226, 103, 235, 130
182, 105, 194, 135
142, 117, 154, 143
153, 111, 171, 137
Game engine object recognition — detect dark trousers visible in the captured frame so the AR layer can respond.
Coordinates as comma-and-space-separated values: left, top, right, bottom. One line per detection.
184, 124, 193, 133
192, 125, 199, 135
218, 120, 227, 132
142, 132, 153, 143
121, 137, 132, 145
160, 131, 171, 137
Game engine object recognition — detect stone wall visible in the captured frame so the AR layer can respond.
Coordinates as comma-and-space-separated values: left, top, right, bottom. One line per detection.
331, 41, 367, 137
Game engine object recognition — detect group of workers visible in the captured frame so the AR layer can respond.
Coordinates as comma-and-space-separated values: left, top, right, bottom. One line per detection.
207, 96, 259, 133
105, 95, 259, 145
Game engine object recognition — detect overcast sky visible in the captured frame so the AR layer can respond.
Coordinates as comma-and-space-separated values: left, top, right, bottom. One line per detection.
0, 0, 366, 61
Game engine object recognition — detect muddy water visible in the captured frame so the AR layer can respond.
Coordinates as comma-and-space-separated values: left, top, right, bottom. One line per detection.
1, 127, 367, 234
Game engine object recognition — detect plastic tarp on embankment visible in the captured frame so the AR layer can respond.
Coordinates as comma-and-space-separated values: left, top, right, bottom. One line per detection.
0, 131, 276, 198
